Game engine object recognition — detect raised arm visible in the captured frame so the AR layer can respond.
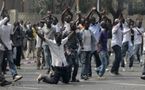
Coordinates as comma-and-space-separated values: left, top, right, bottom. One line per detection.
61, 8, 69, 24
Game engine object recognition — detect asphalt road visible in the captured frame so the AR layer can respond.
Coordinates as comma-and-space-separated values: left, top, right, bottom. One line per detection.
0, 57, 145, 90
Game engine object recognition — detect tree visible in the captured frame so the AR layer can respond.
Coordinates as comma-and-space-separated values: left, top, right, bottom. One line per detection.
32, 0, 76, 15
101, 0, 127, 20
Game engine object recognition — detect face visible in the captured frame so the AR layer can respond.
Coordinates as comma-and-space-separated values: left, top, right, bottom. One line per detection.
55, 33, 62, 46
136, 20, 142, 28
90, 17, 96, 25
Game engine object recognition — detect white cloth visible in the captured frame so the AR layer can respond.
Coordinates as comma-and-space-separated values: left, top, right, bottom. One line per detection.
45, 37, 68, 67
36, 27, 43, 48
133, 27, 145, 45
111, 23, 123, 47
0, 23, 13, 51
122, 26, 131, 43
52, 24, 61, 32
42, 24, 54, 46
63, 22, 71, 34
89, 23, 101, 43
0, 17, 8, 26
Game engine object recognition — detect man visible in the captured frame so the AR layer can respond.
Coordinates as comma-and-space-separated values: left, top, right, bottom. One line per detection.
0, 16, 12, 86
121, 19, 135, 71
35, 26, 74, 84
0, 14, 23, 82
141, 31, 145, 80
132, 20, 145, 64
36, 22, 44, 70
111, 18, 123, 75
12, 21, 24, 69
96, 21, 109, 78
89, 16, 101, 77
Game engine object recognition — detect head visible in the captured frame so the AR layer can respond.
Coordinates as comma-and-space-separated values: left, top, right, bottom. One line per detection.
20, 20, 24, 25
47, 11, 52, 17
46, 21, 52, 28
53, 17, 58, 25
129, 20, 134, 28
90, 17, 96, 25
113, 19, 119, 26
101, 21, 107, 30
14, 21, 20, 27
136, 20, 142, 28
39, 21, 44, 28
54, 32, 62, 46
64, 15, 72, 23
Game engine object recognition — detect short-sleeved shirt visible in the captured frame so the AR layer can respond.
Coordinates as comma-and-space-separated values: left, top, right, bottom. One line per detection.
0, 23, 13, 51
46, 37, 69, 67
99, 29, 108, 51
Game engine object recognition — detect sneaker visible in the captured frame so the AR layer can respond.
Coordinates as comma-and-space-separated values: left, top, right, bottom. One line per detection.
140, 75, 145, 80
106, 68, 110, 72
96, 76, 107, 80
129, 67, 134, 72
81, 75, 88, 80
0, 80, 12, 86
71, 79, 80, 82
110, 71, 121, 76
13, 75, 23, 82
37, 74, 44, 83
122, 67, 126, 72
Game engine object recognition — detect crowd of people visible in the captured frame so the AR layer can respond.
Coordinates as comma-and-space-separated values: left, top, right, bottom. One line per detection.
0, 7, 145, 86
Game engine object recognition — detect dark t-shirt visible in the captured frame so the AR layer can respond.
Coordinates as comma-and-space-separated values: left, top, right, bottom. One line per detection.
99, 30, 108, 51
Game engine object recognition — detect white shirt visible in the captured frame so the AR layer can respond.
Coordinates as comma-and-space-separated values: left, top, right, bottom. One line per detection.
89, 23, 101, 43
46, 37, 68, 67
42, 24, 54, 46
0, 17, 8, 26
80, 29, 92, 51
142, 32, 145, 51
0, 23, 13, 51
63, 22, 71, 34
36, 27, 43, 48
122, 25, 131, 43
52, 23, 61, 32
111, 23, 123, 47
133, 27, 145, 45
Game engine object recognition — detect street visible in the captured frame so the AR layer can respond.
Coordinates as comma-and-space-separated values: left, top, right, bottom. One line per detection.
0, 58, 145, 90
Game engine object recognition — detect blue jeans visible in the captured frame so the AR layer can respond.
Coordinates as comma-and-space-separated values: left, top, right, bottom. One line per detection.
43, 45, 52, 69
97, 51, 108, 77
134, 44, 141, 62
0, 50, 17, 77
80, 51, 91, 77
121, 42, 135, 67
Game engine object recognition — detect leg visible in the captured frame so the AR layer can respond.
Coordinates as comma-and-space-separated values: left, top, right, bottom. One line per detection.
0, 50, 5, 82
43, 45, 51, 71
111, 45, 122, 74
121, 42, 129, 68
71, 51, 79, 81
6, 50, 18, 78
40, 67, 60, 84
16, 46, 22, 67
36, 47, 42, 69
80, 51, 89, 79
93, 51, 101, 68
61, 67, 71, 84
98, 51, 108, 77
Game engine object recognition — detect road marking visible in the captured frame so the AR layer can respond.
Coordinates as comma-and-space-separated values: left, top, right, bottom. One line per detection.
112, 83, 145, 87
15, 86, 40, 90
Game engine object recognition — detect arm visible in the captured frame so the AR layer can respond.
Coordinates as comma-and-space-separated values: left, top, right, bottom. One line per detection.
112, 23, 121, 34
122, 28, 130, 35
61, 8, 70, 24
0, 17, 8, 26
